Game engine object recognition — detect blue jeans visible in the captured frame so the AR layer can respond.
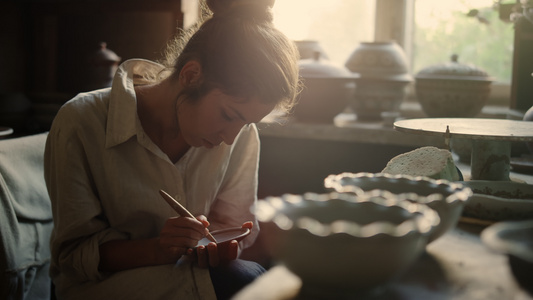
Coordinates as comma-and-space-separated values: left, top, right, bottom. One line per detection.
209, 259, 266, 300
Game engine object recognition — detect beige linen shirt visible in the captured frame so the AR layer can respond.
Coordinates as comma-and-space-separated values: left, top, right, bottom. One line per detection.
44, 59, 260, 299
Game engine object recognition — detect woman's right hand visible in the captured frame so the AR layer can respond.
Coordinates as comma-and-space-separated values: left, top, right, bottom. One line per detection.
156, 215, 211, 262
99, 215, 211, 271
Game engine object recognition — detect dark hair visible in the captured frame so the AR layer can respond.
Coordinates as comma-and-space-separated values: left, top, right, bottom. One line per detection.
162, 0, 300, 113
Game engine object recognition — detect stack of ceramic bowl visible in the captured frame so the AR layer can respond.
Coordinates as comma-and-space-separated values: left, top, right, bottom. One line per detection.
256, 192, 439, 297
294, 52, 357, 123
324, 172, 473, 243
344, 41, 412, 121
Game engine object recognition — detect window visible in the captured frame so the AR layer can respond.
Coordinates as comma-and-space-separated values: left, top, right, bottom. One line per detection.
272, 0, 376, 67
412, 0, 514, 83
272, 0, 515, 106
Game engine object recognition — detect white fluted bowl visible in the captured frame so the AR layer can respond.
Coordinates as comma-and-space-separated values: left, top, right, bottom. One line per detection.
257, 192, 439, 295
324, 172, 472, 243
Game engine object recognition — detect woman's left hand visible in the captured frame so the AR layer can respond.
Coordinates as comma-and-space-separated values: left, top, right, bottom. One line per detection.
195, 221, 253, 268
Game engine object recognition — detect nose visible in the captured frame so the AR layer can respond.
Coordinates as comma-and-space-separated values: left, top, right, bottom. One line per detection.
220, 123, 245, 145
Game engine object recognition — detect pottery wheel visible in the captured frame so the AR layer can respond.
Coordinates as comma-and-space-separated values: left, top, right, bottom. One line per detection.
394, 118, 533, 181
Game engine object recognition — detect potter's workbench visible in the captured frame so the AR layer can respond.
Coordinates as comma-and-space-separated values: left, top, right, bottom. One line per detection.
233, 220, 532, 300
237, 158, 533, 300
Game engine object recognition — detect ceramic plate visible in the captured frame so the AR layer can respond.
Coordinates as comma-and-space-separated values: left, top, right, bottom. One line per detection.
196, 227, 251, 247
461, 180, 533, 221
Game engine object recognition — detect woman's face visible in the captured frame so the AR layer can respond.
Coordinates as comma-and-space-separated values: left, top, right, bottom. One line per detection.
177, 89, 275, 148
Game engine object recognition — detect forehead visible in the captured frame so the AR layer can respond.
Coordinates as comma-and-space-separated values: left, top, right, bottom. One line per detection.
231, 98, 276, 123
212, 89, 276, 123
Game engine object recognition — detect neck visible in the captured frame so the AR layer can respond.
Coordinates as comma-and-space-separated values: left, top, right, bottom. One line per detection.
136, 78, 190, 162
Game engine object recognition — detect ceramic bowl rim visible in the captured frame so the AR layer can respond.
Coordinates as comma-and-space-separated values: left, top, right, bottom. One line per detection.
481, 219, 533, 263
324, 172, 472, 206
258, 192, 440, 239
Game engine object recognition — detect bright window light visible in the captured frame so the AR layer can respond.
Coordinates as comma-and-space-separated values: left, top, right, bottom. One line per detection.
272, 0, 376, 67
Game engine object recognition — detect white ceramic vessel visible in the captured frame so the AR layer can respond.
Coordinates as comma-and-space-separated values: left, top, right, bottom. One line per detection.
256, 192, 439, 296
345, 41, 412, 121
415, 54, 493, 118
481, 219, 533, 295
294, 52, 357, 123
324, 172, 472, 243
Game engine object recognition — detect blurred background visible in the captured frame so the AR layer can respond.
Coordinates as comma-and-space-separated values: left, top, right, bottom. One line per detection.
0, 0, 532, 135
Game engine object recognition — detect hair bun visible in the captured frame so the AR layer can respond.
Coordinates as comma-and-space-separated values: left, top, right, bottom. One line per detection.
206, 0, 275, 22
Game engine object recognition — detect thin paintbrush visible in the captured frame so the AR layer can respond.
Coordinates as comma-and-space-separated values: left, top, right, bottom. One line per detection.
159, 189, 217, 243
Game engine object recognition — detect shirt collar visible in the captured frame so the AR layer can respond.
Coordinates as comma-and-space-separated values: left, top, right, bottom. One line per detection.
105, 59, 166, 148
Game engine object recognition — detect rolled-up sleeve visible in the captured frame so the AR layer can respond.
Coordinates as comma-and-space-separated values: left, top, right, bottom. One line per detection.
45, 104, 128, 282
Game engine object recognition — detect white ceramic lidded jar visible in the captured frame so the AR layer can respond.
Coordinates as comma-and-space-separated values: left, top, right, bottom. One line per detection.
294, 52, 357, 123
415, 54, 493, 118
345, 41, 413, 121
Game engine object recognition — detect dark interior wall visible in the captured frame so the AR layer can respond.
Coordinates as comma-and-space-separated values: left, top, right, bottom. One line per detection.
0, 3, 27, 93
257, 136, 417, 199
0, 1, 184, 135
56, 11, 176, 93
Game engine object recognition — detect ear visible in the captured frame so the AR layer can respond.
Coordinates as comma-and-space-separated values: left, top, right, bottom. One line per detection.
179, 60, 203, 87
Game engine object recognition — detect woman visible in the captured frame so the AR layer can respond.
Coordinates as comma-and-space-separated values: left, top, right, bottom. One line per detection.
44, 0, 300, 299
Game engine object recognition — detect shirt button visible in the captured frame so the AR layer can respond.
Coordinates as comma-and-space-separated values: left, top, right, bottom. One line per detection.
175, 195, 181, 201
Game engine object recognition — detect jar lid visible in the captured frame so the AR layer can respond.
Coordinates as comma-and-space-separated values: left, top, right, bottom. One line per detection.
415, 54, 492, 81
298, 51, 357, 79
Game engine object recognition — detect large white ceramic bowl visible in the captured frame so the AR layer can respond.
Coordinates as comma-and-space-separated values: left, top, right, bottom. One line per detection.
482, 220, 533, 296
324, 172, 472, 243
256, 192, 439, 296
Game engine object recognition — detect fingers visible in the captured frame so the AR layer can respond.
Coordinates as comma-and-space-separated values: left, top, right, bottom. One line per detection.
242, 221, 253, 229
170, 218, 253, 267
225, 240, 239, 261
196, 215, 211, 228
215, 240, 239, 262
196, 241, 239, 268
196, 245, 209, 268
158, 216, 209, 257
196, 243, 220, 268
165, 216, 208, 236
207, 243, 219, 267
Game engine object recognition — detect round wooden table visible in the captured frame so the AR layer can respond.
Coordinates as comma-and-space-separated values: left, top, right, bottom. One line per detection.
393, 118, 533, 181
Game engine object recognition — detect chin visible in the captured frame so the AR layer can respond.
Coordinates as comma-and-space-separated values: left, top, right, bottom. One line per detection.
201, 139, 215, 149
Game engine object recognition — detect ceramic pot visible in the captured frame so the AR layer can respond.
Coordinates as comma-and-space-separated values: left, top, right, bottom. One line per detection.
324, 172, 473, 243
415, 54, 493, 118
294, 40, 329, 60
257, 192, 438, 295
345, 41, 412, 121
350, 78, 409, 121
87, 42, 121, 90
293, 52, 357, 123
